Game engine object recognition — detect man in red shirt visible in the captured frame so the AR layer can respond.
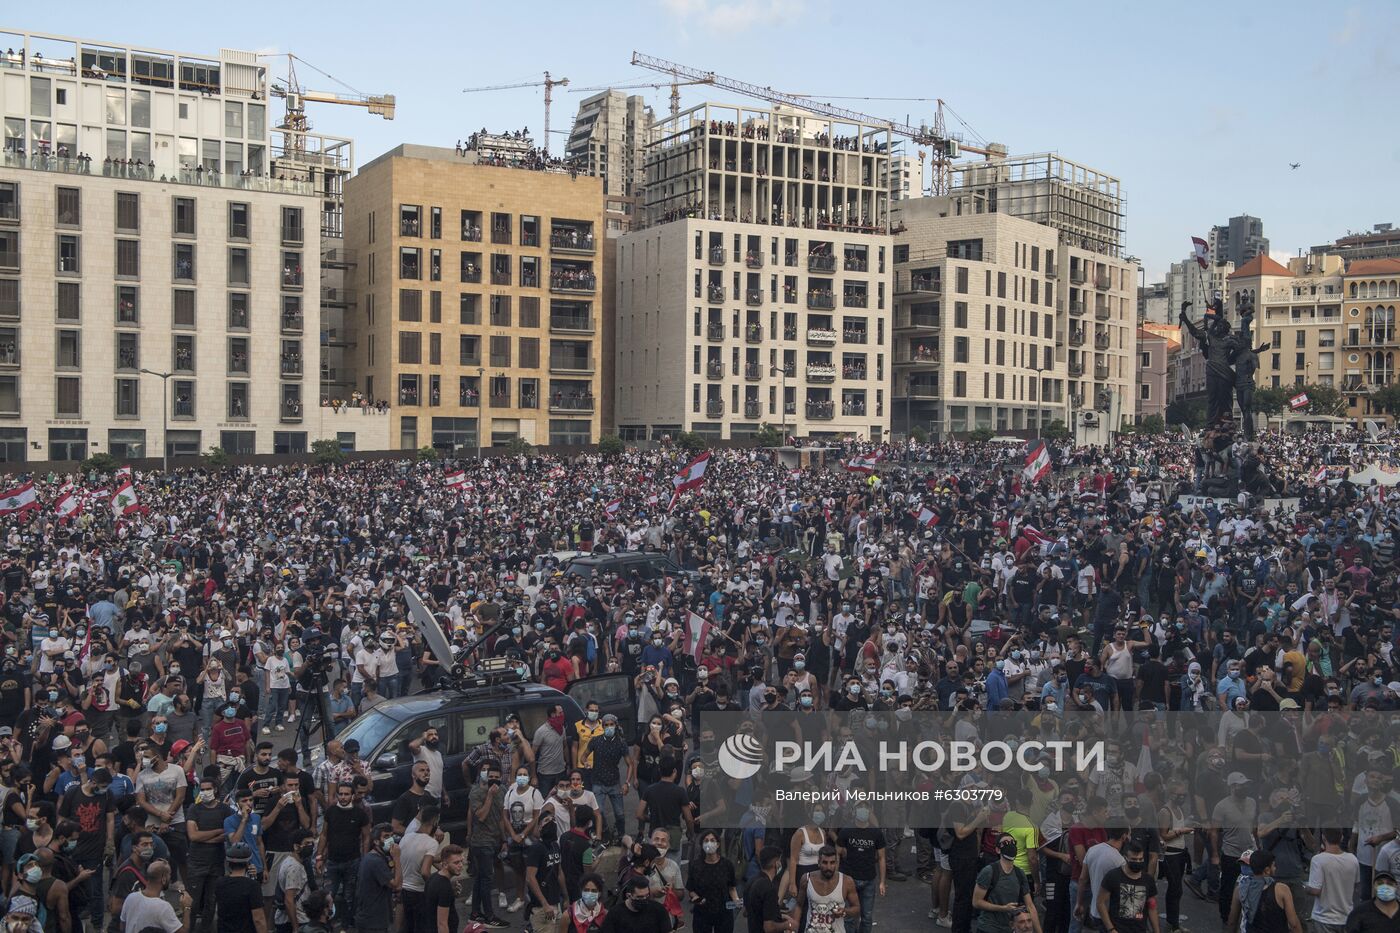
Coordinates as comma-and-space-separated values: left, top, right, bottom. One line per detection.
541, 644, 575, 691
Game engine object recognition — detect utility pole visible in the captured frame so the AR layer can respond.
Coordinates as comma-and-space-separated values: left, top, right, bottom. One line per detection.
477, 365, 485, 461
771, 364, 789, 441
140, 368, 172, 472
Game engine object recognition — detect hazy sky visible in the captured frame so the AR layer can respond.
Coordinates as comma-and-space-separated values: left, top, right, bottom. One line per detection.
13, 0, 1397, 279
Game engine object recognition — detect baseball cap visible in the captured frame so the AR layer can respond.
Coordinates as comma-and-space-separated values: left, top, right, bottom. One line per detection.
226, 843, 253, 864
342, 739, 360, 754
1374, 869, 1397, 885
1387, 682, 1400, 693
0, 727, 12, 738
1226, 772, 1251, 787
52, 735, 72, 751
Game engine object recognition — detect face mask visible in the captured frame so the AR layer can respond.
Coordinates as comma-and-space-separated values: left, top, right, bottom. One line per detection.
586, 710, 599, 722
382, 837, 394, 853
154, 723, 168, 735
225, 707, 237, 718
794, 660, 806, 671
1377, 884, 1398, 903
73, 755, 85, 769
691, 767, 704, 780
24, 819, 38, 830
812, 811, 825, 826
702, 840, 719, 855
1126, 860, 1145, 872
603, 726, 615, 738
848, 684, 861, 696
48, 690, 59, 702
800, 696, 813, 708
23, 866, 41, 884
854, 807, 870, 822
140, 757, 152, 770
138, 846, 154, 860
516, 775, 529, 788
999, 842, 1017, 860
1229, 670, 1240, 680
337, 800, 352, 809
582, 891, 600, 908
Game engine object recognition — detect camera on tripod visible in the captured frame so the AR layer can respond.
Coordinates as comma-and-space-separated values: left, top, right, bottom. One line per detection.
297, 635, 340, 690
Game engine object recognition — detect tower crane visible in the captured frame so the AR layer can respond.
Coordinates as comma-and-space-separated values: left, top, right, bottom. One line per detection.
266, 53, 395, 156
462, 72, 570, 154
629, 51, 1002, 195
568, 74, 715, 118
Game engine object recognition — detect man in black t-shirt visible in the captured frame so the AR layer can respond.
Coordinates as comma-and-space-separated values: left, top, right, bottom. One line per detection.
1097, 840, 1158, 933
424, 844, 467, 933
744, 845, 789, 933
186, 772, 234, 933
525, 816, 566, 927
391, 760, 432, 835
637, 763, 691, 850
57, 766, 113, 931
318, 781, 370, 922
215, 843, 264, 933
236, 743, 282, 817
838, 811, 886, 933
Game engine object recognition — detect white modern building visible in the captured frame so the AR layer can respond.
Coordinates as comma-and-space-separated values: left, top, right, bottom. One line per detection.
0, 26, 387, 462
614, 102, 894, 441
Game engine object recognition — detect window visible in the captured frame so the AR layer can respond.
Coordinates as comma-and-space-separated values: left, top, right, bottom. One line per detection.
953, 372, 966, 397
490, 212, 512, 244
57, 330, 81, 369
459, 294, 479, 325
56, 377, 81, 417
172, 335, 195, 373
227, 382, 249, 418
228, 292, 249, 330
219, 431, 255, 455
170, 380, 196, 419
108, 429, 145, 458
282, 296, 302, 333
399, 289, 422, 322
1140, 383, 1151, 401
947, 239, 983, 261
173, 289, 196, 327
228, 203, 250, 239
549, 420, 591, 446
1295, 330, 1306, 347
0, 381, 17, 418
489, 335, 511, 367
116, 192, 140, 232
519, 337, 539, 369
953, 337, 969, 363
115, 378, 139, 417
459, 335, 481, 365
430, 207, 442, 240
56, 282, 79, 321
116, 239, 140, 278
1141, 352, 1152, 368
399, 332, 422, 364
0, 327, 16, 367
490, 295, 511, 327
282, 251, 303, 288
228, 337, 249, 375
399, 416, 418, 449
430, 291, 442, 323
0, 231, 16, 271
400, 247, 421, 279
173, 198, 196, 236
56, 188, 80, 227
48, 427, 86, 461
273, 432, 306, 455
955, 267, 968, 294
428, 333, 442, 366
57, 235, 80, 274
520, 296, 540, 328
173, 243, 195, 281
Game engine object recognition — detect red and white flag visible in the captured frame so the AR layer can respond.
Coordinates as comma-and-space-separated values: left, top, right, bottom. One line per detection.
0, 482, 39, 516
672, 451, 711, 492
602, 498, 622, 519
548, 466, 566, 480
115, 465, 133, 483
1191, 236, 1210, 269
444, 470, 467, 489
913, 505, 939, 526
111, 481, 142, 518
1289, 392, 1309, 411
684, 611, 712, 661
54, 484, 79, 523
1022, 440, 1052, 484
215, 495, 228, 533
1020, 523, 1052, 547
1313, 465, 1329, 483
844, 454, 882, 474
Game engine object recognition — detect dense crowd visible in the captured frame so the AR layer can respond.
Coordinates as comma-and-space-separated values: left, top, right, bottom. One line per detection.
0, 428, 1397, 933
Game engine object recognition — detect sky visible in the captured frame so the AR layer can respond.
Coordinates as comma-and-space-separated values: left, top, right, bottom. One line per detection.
12, 0, 1399, 280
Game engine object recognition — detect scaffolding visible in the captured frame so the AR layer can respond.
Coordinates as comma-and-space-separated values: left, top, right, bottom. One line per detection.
950, 153, 1124, 258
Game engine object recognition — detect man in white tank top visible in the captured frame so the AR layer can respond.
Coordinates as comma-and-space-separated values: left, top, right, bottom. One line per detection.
798, 848, 859, 933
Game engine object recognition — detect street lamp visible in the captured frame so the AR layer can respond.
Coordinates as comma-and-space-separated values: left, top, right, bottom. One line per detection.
770, 364, 790, 440
139, 368, 173, 473
476, 365, 485, 461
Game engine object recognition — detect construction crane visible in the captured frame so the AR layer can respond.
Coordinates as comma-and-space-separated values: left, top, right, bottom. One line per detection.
629, 52, 1002, 195
569, 74, 715, 118
267, 53, 395, 156
463, 72, 570, 154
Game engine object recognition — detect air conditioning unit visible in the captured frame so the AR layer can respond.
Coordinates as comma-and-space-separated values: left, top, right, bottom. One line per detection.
1081, 411, 1099, 427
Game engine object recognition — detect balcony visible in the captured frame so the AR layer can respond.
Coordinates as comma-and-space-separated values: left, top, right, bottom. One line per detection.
1069, 268, 1087, 285
709, 247, 727, 265
895, 272, 940, 295
1068, 360, 1084, 377
784, 252, 798, 266
490, 227, 511, 245
1094, 333, 1110, 351
550, 230, 596, 254
746, 289, 764, 307
282, 267, 304, 289
1095, 362, 1110, 380
280, 399, 303, 421
1095, 303, 1111, 321
805, 400, 835, 420
842, 366, 868, 381
707, 323, 726, 342
745, 251, 763, 269
707, 284, 726, 303
0, 250, 17, 271
461, 267, 481, 284
807, 291, 835, 310
706, 361, 724, 379
549, 393, 595, 413
0, 149, 317, 196
0, 201, 16, 223
706, 400, 725, 418
281, 312, 304, 334
1069, 300, 1086, 316
1045, 262, 1057, 278
321, 286, 356, 309
808, 254, 836, 273
0, 295, 17, 318
843, 291, 868, 308
280, 357, 303, 377
521, 271, 540, 289
806, 363, 837, 382
844, 328, 869, 344
843, 256, 868, 272
461, 225, 482, 242
1069, 329, 1086, 347
549, 354, 594, 374
550, 312, 594, 333
550, 271, 596, 294
902, 380, 940, 399
744, 363, 763, 380
745, 324, 764, 343
1095, 271, 1112, 290
783, 327, 797, 341
744, 400, 762, 419
491, 269, 511, 286
896, 312, 938, 332
807, 328, 837, 346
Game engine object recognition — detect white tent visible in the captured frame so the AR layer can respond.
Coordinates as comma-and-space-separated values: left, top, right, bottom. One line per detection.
1347, 463, 1400, 487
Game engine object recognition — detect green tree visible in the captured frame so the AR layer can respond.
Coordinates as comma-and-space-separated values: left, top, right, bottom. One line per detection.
1137, 414, 1166, 434
81, 452, 121, 474
908, 426, 929, 444
415, 445, 441, 462
503, 436, 534, 456
1300, 382, 1346, 417
201, 446, 231, 470
675, 432, 708, 454
1040, 420, 1070, 442
597, 434, 625, 457
967, 427, 995, 443
1165, 398, 1205, 429
1371, 383, 1400, 416
753, 423, 783, 447
1251, 386, 1289, 416
311, 438, 346, 465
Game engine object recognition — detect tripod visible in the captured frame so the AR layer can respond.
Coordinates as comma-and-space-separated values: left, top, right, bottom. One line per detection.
295, 667, 338, 765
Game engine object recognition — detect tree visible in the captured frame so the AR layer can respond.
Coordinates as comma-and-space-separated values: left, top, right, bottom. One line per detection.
1371, 383, 1400, 416
1165, 398, 1205, 429
1137, 414, 1166, 435
1300, 382, 1346, 417
967, 427, 995, 443
1040, 420, 1070, 442
503, 436, 534, 456
753, 423, 783, 447
415, 445, 441, 462
1251, 386, 1289, 416
908, 426, 929, 444
201, 446, 231, 470
597, 434, 625, 457
675, 432, 707, 454
311, 438, 346, 465
81, 452, 121, 474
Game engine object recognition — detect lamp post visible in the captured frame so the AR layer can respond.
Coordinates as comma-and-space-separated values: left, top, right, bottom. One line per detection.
139, 368, 172, 472
477, 365, 485, 461
770, 364, 789, 440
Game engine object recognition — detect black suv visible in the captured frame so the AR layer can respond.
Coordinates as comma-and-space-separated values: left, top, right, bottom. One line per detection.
561, 552, 699, 584
332, 673, 633, 833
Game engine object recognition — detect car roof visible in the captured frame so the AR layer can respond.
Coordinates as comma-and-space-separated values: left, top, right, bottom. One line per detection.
370, 682, 568, 722
568, 553, 651, 566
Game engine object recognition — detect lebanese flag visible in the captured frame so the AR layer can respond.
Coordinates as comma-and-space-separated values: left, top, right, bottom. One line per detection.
54, 484, 79, 522
1023, 440, 1052, 484
1191, 236, 1210, 269
444, 470, 467, 489
0, 482, 38, 516
1313, 465, 1329, 483
115, 465, 133, 483
1020, 523, 1052, 547
672, 451, 711, 492
548, 466, 566, 480
684, 611, 712, 661
913, 505, 939, 526
215, 495, 228, 533
602, 498, 621, 519
845, 454, 881, 474
1289, 392, 1309, 411
111, 481, 143, 517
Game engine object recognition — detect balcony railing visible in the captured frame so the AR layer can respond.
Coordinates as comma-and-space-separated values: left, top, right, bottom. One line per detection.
841, 401, 867, 416
461, 268, 481, 284
1069, 300, 1086, 316
784, 252, 798, 266
0, 251, 18, 271
491, 227, 511, 244
1069, 329, 1086, 347
549, 394, 595, 412
843, 366, 868, 380
1069, 268, 1087, 285
280, 358, 303, 376
491, 270, 511, 286
282, 268, 304, 288
896, 272, 940, 295
550, 272, 596, 293
549, 355, 594, 373
707, 323, 726, 341
807, 328, 838, 345
1095, 271, 1112, 289
903, 381, 940, 399
1094, 334, 1111, 351
707, 285, 725, 303
896, 314, 938, 331
745, 252, 763, 269
783, 327, 797, 341
706, 400, 725, 417
706, 361, 724, 379
745, 324, 764, 343
0, 296, 17, 317
843, 256, 868, 272
744, 363, 762, 380
1095, 363, 1110, 380
806, 364, 837, 382
807, 291, 835, 310
0, 150, 317, 196
744, 401, 761, 419
1068, 360, 1085, 377
550, 314, 594, 333
550, 230, 595, 253
1095, 304, 1111, 321
321, 286, 356, 308
709, 247, 727, 265
281, 313, 304, 334
843, 292, 868, 308
746, 289, 763, 306
0, 202, 17, 222
461, 225, 483, 242
805, 401, 835, 420
808, 254, 836, 273
844, 329, 869, 343
1045, 262, 1057, 278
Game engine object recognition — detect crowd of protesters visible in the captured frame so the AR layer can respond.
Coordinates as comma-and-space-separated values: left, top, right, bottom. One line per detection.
0, 427, 1396, 933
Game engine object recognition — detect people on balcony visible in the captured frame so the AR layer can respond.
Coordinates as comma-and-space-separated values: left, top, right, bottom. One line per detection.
551, 268, 596, 290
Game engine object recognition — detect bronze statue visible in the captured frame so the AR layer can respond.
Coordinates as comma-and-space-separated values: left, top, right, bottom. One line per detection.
1179, 298, 1239, 427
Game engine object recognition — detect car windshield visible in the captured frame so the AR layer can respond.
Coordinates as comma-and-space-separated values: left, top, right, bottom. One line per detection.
336, 708, 399, 759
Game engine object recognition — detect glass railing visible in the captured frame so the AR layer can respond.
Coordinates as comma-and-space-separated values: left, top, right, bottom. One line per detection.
0, 150, 315, 195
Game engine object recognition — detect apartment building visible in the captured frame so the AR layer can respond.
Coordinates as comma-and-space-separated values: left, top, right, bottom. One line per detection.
565, 90, 652, 233
1227, 254, 1345, 391
1339, 258, 1400, 422
1135, 323, 1178, 422
614, 103, 893, 441
883, 154, 923, 201
1209, 214, 1269, 268
344, 142, 604, 452
0, 28, 386, 462
890, 198, 1063, 436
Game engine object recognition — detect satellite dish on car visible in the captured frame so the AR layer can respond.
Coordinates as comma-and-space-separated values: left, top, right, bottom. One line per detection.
403, 586, 460, 678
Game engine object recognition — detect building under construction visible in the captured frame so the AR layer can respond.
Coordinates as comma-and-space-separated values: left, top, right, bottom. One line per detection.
949, 152, 1125, 258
